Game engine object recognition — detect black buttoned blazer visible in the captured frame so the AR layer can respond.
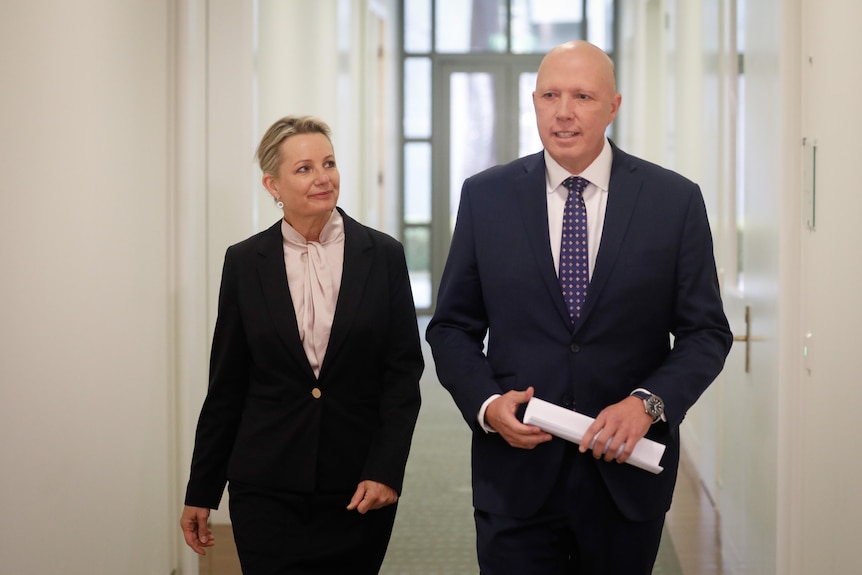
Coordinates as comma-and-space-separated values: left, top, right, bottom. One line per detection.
185, 208, 423, 509
426, 143, 732, 522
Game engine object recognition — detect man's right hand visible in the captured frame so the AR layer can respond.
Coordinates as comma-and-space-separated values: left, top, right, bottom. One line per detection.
484, 386, 553, 449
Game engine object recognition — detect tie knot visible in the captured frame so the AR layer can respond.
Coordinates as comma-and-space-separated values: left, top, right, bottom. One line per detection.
563, 176, 588, 195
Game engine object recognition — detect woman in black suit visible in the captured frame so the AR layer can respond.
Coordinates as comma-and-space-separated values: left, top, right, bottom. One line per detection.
180, 116, 424, 574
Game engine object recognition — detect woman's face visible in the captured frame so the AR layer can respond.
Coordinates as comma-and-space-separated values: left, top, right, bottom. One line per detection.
264, 132, 340, 222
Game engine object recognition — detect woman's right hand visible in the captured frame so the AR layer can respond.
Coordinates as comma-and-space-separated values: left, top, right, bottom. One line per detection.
180, 505, 215, 555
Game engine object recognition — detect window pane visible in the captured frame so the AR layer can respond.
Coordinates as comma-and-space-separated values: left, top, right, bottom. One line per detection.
586, 0, 614, 50
404, 142, 432, 224
449, 72, 497, 230
404, 0, 431, 53
404, 226, 432, 309
519, 72, 541, 157
403, 57, 431, 138
511, 0, 584, 54
437, 0, 507, 53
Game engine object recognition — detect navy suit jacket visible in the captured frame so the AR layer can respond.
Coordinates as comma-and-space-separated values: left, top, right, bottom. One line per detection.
426, 143, 732, 522
185, 209, 423, 509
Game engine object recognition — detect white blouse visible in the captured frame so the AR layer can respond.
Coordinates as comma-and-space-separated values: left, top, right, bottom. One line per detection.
280, 210, 345, 378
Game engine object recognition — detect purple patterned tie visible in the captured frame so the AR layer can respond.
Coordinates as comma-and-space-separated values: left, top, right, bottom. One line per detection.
560, 176, 589, 325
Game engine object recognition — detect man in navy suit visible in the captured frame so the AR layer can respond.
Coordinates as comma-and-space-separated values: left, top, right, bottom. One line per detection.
426, 40, 732, 574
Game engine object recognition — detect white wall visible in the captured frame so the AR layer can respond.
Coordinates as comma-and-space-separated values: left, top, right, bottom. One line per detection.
254, 0, 401, 233
174, 1, 211, 573
0, 1, 176, 573
796, 0, 862, 572
616, 0, 668, 163
255, 0, 348, 223
718, 0, 786, 570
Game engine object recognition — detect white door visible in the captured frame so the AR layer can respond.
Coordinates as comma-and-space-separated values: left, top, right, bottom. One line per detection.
713, 0, 804, 573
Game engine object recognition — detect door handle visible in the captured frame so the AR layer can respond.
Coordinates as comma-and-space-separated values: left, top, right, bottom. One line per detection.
732, 305, 754, 372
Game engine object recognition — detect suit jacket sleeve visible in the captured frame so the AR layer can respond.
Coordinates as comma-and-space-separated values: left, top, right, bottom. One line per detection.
358, 238, 424, 493
425, 176, 504, 430
184, 246, 251, 509
633, 180, 733, 425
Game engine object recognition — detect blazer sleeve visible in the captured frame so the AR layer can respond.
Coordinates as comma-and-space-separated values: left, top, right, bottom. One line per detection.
636, 184, 733, 425
425, 179, 503, 430
359, 239, 424, 494
184, 246, 251, 509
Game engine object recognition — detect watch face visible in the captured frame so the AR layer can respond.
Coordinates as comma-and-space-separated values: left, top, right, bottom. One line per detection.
646, 396, 664, 417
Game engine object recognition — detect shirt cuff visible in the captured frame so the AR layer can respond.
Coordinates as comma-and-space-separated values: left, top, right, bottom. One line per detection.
477, 394, 501, 433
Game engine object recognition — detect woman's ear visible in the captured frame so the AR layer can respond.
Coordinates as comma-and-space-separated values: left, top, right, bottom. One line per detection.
262, 173, 279, 201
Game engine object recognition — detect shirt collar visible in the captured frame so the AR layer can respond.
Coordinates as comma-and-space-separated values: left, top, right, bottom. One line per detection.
544, 137, 613, 194
280, 208, 344, 246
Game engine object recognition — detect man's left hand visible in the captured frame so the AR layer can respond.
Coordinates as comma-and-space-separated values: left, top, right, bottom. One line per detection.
579, 396, 652, 463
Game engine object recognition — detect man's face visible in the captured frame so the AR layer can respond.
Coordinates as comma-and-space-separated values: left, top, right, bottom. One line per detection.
532, 43, 621, 174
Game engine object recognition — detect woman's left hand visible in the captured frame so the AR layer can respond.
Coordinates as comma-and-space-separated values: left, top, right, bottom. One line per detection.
346, 480, 398, 514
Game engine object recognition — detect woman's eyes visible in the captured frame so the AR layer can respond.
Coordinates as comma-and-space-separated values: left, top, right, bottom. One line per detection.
295, 161, 336, 174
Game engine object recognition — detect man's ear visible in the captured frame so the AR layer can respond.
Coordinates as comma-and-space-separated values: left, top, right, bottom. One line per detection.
609, 93, 622, 122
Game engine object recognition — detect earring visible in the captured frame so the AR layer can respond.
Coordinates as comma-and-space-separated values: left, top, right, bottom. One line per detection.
276, 199, 284, 209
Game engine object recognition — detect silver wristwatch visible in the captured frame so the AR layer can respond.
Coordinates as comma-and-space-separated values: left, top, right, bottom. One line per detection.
631, 390, 664, 423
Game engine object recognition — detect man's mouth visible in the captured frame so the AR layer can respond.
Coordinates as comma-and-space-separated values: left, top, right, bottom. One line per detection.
554, 131, 579, 138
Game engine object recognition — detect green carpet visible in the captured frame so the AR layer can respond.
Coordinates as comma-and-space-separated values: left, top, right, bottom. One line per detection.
654, 528, 684, 575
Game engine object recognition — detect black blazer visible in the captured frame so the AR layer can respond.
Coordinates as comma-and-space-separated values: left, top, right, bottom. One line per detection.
185, 209, 423, 509
426, 143, 732, 522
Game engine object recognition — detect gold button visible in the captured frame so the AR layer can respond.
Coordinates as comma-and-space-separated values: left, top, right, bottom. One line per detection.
311, 387, 322, 399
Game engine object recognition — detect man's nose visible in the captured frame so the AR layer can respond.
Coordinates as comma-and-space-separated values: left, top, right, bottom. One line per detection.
555, 96, 575, 119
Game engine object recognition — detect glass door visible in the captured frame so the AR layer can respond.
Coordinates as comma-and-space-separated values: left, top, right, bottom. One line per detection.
400, 0, 616, 313
418, 58, 541, 312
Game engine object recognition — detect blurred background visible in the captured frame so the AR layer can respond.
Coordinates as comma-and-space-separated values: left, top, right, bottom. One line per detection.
1, 1, 860, 574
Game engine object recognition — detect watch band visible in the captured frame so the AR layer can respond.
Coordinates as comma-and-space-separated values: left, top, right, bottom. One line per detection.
631, 390, 664, 423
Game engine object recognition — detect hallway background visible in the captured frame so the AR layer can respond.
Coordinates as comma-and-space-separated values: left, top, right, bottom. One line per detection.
2, 1, 861, 574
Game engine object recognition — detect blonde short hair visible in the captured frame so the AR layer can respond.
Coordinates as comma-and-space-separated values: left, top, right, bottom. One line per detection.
256, 115, 333, 177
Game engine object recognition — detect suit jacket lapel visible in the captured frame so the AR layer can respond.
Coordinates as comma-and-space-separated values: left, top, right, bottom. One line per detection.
577, 143, 641, 330
256, 220, 317, 379
319, 209, 373, 377
515, 152, 572, 327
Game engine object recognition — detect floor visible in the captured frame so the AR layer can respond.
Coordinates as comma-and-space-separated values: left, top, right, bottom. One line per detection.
199, 318, 722, 574
664, 450, 724, 575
